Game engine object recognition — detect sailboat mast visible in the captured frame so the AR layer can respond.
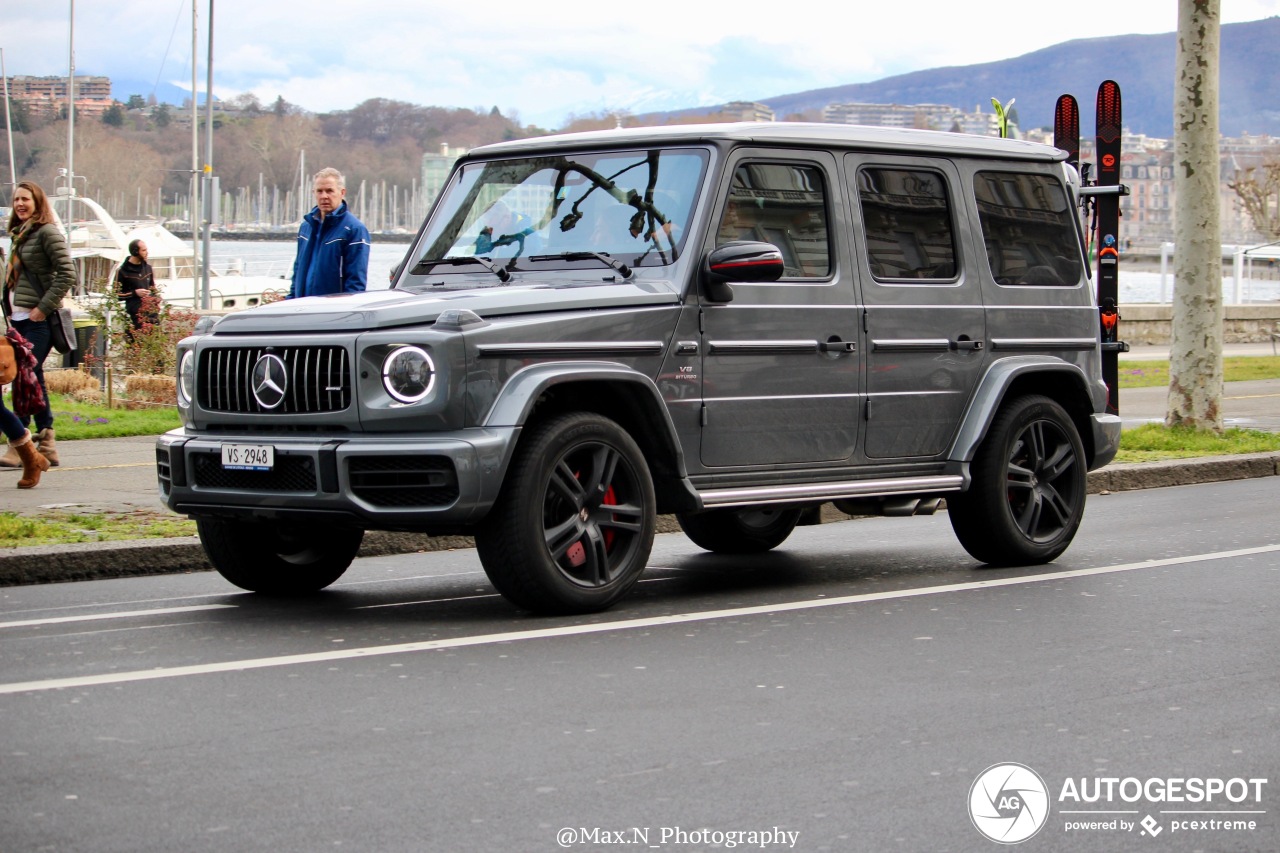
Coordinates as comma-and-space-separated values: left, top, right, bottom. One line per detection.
1, 49, 15, 188
65, 0, 76, 235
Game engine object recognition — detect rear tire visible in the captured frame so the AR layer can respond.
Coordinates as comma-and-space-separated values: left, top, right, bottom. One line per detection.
948, 395, 1087, 566
475, 413, 656, 614
197, 518, 362, 594
677, 506, 802, 554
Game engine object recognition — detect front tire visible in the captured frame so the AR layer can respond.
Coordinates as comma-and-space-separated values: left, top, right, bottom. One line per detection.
475, 413, 656, 614
677, 506, 802, 554
948, 395, 1087, 566
197, 518, 362, 594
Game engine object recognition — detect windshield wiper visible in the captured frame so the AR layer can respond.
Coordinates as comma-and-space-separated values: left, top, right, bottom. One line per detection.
410, 255, 512, 283
529, 252, 633, 279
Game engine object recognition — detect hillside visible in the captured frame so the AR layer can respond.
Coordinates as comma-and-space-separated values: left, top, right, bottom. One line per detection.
666, 17, 1280, 138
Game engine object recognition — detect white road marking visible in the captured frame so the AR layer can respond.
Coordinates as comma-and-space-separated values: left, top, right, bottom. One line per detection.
0, 604, 234, 629
351, 575, 678, 610
0, 544, 1276, 695
0, 571, 487, 617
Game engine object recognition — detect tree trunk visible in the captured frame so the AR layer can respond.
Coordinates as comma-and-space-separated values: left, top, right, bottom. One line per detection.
1167, 0, 1224, 430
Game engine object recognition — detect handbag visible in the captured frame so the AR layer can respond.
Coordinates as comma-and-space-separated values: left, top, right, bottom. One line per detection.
0, 336, 16, 384
3, 327, 45, 417
47, 306, 77, 354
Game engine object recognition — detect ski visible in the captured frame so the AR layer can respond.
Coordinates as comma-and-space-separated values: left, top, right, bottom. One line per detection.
1053, 94, 1080, 172
1095, 80, 1125, 416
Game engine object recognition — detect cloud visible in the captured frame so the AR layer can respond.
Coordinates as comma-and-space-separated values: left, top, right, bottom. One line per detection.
7, 0, 1280, 130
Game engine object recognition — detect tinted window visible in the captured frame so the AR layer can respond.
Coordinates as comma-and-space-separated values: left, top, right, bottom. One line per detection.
857, 168, 957, 280
975, 171, 1082, 286
715, 163, 830, 278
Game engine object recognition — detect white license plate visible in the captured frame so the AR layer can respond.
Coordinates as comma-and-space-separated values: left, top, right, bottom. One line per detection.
221, 443, 275, 471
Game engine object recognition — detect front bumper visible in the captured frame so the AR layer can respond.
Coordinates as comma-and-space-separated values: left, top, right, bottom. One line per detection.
155, 427, 517, 531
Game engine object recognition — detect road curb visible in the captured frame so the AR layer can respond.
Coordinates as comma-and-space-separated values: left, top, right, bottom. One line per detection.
1087, 451, 1280, 493
3, 453, 1277, 587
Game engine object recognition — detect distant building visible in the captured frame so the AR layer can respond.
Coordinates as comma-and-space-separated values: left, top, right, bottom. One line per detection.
421, 143, 469, 207
823, 102, 952, 130
5, 74, 114, 118
823, 101, 1017, 138
949, 107, 1011, 138
720, 101, 775, 122
1072, 131, 1267, 246
818, 97, 1280, 245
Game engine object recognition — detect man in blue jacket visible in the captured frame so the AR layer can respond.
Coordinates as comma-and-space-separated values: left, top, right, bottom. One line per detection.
289, 167, 371, 298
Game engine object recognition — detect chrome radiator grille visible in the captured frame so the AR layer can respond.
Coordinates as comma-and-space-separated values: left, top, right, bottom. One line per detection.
198, 346, 351, 414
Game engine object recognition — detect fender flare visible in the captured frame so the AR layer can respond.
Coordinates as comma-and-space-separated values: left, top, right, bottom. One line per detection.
480, 361, 693, 503
948, 356, 1095, 464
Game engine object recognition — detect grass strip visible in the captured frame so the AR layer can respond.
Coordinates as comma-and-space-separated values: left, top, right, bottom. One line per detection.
1118, 356, 1280, 388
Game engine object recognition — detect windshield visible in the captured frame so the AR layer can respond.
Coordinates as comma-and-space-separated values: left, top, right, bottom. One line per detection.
406, 148, 707, 280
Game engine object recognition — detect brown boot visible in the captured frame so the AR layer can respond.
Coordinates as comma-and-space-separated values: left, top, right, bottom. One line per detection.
13, 431, 50, 489
0, 441, 18, 468
36, 427, 59, 467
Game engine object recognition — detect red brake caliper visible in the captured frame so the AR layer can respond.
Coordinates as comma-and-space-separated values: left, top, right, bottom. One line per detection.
565, 482, 617, 568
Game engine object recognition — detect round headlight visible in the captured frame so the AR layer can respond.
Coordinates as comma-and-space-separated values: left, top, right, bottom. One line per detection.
178, 350, 195, 407
381, 346, 435, 403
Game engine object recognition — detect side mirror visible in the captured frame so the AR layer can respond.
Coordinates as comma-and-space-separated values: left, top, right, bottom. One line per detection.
701, 241, 785, 303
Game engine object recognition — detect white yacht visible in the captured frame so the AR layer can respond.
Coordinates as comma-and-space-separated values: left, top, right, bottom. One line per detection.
54, 189, 290, 312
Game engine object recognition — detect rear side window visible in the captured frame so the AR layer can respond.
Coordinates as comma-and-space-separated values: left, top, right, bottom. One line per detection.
715, 163, 831, 278
975, 171, 1082, 286
857, 168, 957, 281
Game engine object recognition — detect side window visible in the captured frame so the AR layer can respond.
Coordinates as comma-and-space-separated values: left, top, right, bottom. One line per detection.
975, 171, 1082, 286
715, 163, 830, 278
857, 168, 957, 281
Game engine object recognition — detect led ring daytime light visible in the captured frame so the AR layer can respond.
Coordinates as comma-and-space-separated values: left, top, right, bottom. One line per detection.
381, 346, 436, 403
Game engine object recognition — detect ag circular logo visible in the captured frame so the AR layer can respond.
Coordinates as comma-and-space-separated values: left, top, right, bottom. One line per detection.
969, 763, 1050, 844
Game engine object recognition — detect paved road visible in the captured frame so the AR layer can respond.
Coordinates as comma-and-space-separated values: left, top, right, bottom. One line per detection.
1, 346, 1277, 584
0, 478, 1275, 852
1121, 378, 1280, 432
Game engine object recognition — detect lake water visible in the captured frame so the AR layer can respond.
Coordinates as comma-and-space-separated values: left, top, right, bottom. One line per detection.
201, 239, 1280, 303
197, 239, 409, 290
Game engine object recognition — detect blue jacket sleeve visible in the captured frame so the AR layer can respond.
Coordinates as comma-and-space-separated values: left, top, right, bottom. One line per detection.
343, 223, 371, 293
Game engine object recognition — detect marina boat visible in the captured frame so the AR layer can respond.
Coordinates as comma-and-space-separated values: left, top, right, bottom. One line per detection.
55, 188, 290, 312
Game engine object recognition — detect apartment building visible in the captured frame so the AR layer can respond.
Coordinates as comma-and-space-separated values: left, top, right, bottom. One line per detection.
5, 74, 114, 118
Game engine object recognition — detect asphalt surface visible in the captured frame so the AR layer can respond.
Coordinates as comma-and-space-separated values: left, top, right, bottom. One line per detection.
2, 343, 1278, 585
2, 478, 1277, 852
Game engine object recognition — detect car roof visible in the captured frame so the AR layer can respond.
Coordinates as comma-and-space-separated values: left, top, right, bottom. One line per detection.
466, 121, 1066, 164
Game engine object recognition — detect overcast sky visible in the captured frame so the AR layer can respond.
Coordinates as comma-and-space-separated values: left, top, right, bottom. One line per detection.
7, 0, 1280, 129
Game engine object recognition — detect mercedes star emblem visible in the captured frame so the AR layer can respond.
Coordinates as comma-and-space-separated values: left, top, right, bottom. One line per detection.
251, 354, 288, 409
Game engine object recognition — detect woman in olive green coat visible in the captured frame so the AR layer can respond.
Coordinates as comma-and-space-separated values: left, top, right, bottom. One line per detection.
1, 180, 74, 468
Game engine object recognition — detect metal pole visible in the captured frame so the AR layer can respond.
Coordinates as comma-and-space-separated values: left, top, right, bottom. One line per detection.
1, 48, 16, 188
65, 0, 76, 236
299, 149, 306, 221
200, 0, 215, 310
191, 0, 201, 285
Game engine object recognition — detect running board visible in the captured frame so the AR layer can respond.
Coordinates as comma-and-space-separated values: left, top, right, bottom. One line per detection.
696, 476, 963, 510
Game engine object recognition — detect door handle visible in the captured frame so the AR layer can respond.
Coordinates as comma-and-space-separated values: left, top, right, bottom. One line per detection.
950, 339, 985, 351
819, 339, 856, 353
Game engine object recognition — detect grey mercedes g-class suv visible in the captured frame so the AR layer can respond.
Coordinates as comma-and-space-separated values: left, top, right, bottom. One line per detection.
157, 122, 1121, 613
